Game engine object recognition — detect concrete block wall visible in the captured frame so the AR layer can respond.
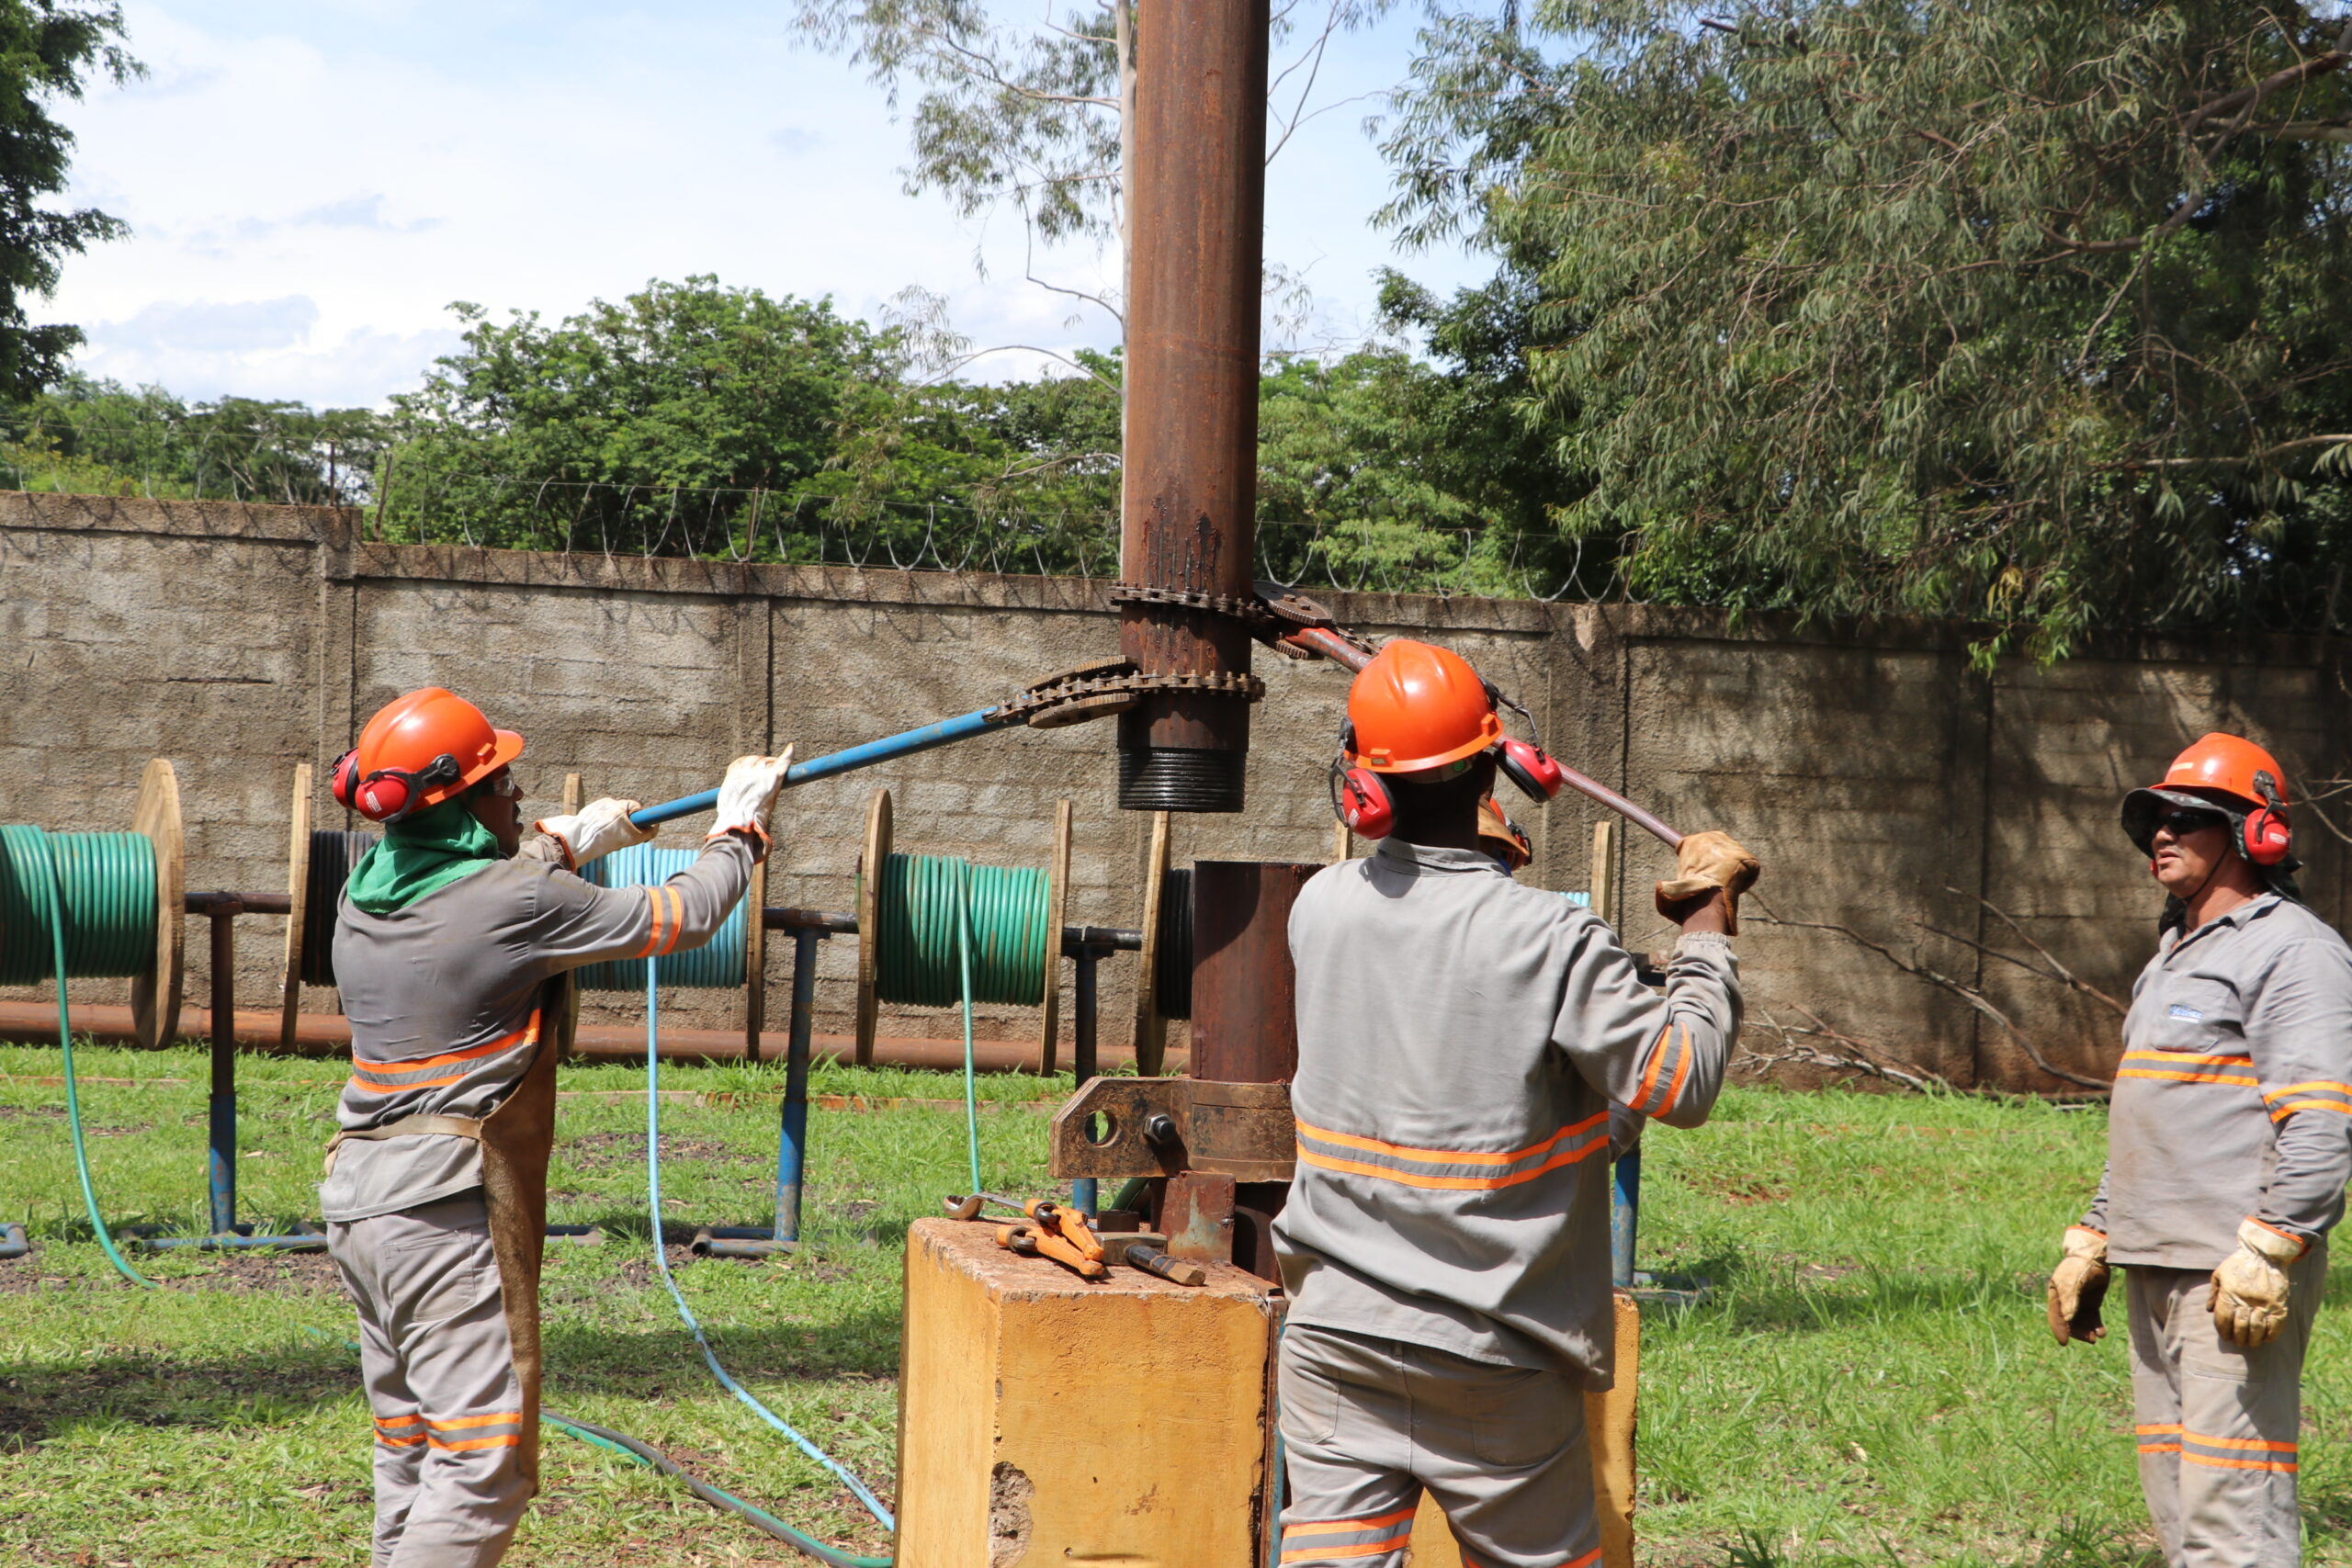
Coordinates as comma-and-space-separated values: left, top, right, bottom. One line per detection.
5, 491, 2346, 1091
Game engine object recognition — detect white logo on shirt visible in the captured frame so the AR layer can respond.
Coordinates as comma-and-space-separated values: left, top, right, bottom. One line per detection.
2168, 1003, 2204, 1022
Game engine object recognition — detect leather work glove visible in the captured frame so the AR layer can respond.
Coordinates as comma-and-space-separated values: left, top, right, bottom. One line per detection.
2046, 1225, 2110, 1346
710, 747, 796, 849
1655, 829, 1761, 934
2212, 1217, 2306, 1348
533, 798, 655, 871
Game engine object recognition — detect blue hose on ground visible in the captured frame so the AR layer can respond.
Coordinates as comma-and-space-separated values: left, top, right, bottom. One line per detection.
644, 963, 897, 1533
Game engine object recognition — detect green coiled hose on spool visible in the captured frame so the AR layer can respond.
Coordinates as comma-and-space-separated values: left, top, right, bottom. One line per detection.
0, 823, 158, 1286
0, 829, 155, 983
873, 852, 1050, 1007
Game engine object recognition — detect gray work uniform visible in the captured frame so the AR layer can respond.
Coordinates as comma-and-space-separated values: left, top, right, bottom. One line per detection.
1273, 839, 1740, 1568
2080, 894, 2352, 1568
324, 834, 755, 1568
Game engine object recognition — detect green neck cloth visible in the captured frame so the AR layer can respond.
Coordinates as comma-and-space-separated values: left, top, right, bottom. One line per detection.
345, 798, 500, 915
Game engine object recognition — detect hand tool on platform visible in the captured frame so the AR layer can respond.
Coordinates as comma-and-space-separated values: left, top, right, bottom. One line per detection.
1123, 1243, 1205, 1287
997, 1222, 1106, 1280
1022, 1197, 1106, 1262
944, 1191, 1035, 1222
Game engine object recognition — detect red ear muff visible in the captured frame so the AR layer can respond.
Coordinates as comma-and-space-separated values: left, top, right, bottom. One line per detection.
2244, 807, 2291, 866
355, 773, 414, 822
1337, 768, 1395, 839
330, 749, 360, 809
1498, 738, 1565, 802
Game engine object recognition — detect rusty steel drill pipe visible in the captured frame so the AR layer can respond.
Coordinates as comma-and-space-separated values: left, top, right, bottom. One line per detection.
1115, 0, 1272, 814
1274, 626, 1684, 849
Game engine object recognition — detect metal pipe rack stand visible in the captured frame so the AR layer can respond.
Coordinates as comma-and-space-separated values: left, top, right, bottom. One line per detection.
136, 890, 327, 1252
691, 907, 1140, 1258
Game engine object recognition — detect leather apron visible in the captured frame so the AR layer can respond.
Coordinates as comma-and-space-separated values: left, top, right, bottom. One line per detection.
476, 997, 559, 1487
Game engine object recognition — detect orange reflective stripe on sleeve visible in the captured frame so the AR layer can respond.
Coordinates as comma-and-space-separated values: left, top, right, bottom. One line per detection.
1655, 1023, 1694, 1116
1632, 1021, 1677, 1108
632, 886, 668, 959
2262, 1081, 2352, 1121
655, 886, 686, 955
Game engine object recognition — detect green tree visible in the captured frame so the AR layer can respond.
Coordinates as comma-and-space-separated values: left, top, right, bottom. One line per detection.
381, 277, 899, 555
1383, 1, 2352, 658
2, 375, 385, 502
0, 2, 137, 400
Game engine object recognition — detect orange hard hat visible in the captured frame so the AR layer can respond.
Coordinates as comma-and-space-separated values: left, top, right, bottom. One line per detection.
344, 688, 524, 818
2120, 733, 2290, 852
1345, 639, 1503, 774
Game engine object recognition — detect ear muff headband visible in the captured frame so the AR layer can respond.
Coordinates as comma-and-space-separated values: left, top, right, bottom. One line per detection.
332, 750, 462, 825
2242, 771, 2293, 867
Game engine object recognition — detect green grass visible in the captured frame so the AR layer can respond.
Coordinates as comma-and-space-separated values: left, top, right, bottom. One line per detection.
5, 1048, 2351, 1564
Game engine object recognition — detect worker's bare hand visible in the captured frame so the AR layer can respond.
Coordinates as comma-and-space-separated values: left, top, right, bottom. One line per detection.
1656, 829, 1759, 935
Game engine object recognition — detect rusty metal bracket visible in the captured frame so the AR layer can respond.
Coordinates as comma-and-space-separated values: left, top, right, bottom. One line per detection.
1161, 1172, 1238, 1263
1048, 1077, 1294, 1182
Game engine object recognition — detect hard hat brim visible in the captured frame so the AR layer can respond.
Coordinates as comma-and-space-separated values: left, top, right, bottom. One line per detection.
421, 728, 527, 811
2120, 785, 2237, 854
1349, 711, 1505, 774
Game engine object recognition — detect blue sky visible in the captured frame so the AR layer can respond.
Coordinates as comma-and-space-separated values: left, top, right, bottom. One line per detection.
45, 1, 1496, 410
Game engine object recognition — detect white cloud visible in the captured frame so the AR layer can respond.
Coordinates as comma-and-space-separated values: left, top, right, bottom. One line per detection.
41, 1, 1491, 410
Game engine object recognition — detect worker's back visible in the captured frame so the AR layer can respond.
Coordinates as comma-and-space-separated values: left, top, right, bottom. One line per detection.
1274, 837, 1739, 1385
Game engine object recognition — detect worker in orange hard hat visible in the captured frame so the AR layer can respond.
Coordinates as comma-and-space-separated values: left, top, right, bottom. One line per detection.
1280, 638, 1759, 1568
322, 687, 794, 1567
2050, 733, 2352, 1568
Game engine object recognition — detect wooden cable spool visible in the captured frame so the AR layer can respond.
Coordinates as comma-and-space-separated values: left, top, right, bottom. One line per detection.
128, 758, 186, 1051
1131, 810, 1171, 1077
853, 786, 1070, 1073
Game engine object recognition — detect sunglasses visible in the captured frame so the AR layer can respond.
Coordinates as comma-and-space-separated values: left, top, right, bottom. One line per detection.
2154, 807, 2226, 840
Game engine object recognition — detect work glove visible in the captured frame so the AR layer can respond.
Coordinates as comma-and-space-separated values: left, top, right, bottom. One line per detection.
2212, 1217, 2305, 1348
1655, 829, 1761, 934
2046, 1225, 2110, 1346
532, 798, 655, 872
709, 747, 795, 852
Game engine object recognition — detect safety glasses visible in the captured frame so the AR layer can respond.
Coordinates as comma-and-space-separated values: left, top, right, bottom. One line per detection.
482, 768, 525, 801
2154, 807, 2226, 840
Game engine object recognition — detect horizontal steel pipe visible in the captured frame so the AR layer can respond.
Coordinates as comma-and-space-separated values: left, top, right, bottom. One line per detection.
631, 708, 1013, 828
0, 998, 1184, 1076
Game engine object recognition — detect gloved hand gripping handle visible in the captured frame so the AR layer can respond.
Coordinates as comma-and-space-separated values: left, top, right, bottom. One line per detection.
628, 707, 1012, 829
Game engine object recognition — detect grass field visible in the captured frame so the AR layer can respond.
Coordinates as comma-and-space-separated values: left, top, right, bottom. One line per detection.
4, 1043, 2350, 1566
